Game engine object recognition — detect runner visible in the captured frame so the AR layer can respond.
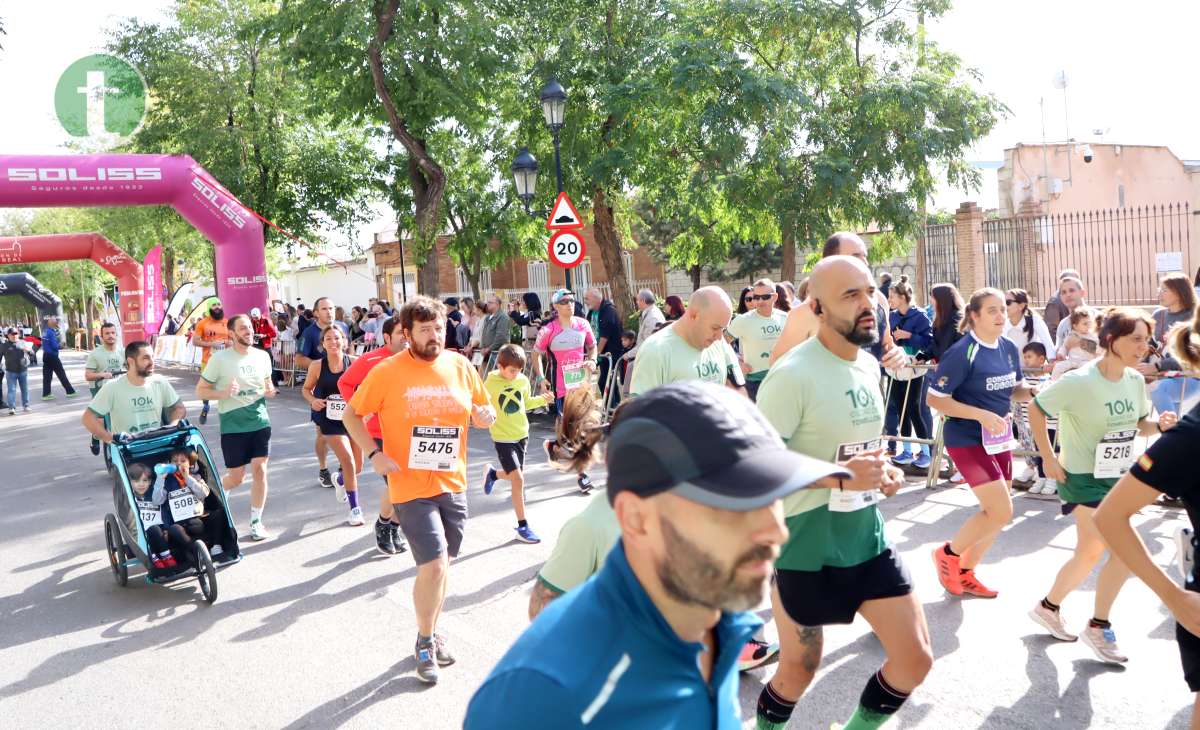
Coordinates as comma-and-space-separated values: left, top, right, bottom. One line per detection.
296, 296, 351, 489
343, 296, 496, 684
726, 278, 788, 401
81, 340, 185, 441
84, 322, 125, 455
531, 288, 598, 492
465, 381, 848, 729
337, 316, 408, 555
193, 301, 229, 424
1094, 313, 1200, 725
928, 288, 1036, 598
1028, 307, 1177, 662
755, 256, 931, 730
195, 314, 277, 541
628, 286, 746, 396
303, 325, 364, 526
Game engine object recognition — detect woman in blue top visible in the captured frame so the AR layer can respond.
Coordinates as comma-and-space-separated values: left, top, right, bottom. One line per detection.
927, 288, 1035, 599
885, 276, 934, 468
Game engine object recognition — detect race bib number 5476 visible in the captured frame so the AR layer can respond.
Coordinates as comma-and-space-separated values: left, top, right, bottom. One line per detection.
408, 426, 462, 471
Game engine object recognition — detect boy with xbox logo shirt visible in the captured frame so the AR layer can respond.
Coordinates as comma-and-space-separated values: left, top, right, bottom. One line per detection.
84, 322, 125, 455
755, 256, 932, 730
726, 277, 788, 401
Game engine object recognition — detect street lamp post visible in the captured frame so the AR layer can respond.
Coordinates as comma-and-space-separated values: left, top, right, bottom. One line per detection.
511, 77, 572, 292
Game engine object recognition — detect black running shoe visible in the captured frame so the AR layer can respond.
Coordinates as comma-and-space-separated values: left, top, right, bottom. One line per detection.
199, 407, 209, 425
389, 521, 407, 553
375, 517, 397, 555
318, 468, 334, 489
415, 638, 439, 684
90, 437, 101, 456
578, 472, 594, 493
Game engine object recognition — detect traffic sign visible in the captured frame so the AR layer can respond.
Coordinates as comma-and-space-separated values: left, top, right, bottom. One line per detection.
545, 191, 583, 230
548, 230, 585, 269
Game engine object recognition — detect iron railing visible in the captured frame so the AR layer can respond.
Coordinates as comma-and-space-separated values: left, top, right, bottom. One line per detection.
922, 223, 958, 290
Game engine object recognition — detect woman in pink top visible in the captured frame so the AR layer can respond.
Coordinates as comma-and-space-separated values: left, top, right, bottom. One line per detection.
532, 288, 597, 492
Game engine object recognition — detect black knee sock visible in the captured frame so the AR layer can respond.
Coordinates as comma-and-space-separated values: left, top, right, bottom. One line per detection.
757, 681, 796, 724
859, 669, 910, 716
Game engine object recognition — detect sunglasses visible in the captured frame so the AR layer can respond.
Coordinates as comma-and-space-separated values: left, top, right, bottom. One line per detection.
749, 294, 774, 301
555, 298, 575, 305
1005, 300, 1019, 305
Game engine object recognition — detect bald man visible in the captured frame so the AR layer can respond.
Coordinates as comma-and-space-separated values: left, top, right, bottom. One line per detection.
768, 232, 903, 370
756, 255, 930, 730
629, 286, 747, 397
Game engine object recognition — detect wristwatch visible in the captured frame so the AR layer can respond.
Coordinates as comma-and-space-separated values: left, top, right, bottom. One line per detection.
368, 448, 382, 460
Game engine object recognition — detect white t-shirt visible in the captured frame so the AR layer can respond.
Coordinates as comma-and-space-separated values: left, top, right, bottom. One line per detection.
1003, 313, 1055, 358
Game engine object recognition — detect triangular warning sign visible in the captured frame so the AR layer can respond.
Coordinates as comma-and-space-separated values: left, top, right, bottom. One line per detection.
545, 192, 583, 230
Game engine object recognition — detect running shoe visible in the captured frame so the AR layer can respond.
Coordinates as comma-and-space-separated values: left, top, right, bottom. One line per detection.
1028, 478, 1046, 495
892, 451, 915, 466
1040, 479, 1058, 497
1016, 462, 1038, 484
1176, 527, 1194, 585
1028, 603, 1078, 642
318, 467, 334, 489
542, 438, 558, 463
7, 408, 14, 416
414, 638, 440, 684
347, 506, 365, 526
249, 519, 270, 541
198, 406, 208, 424
1081, 625, 1129, 664
335, 471, 347, 503
578, 472, 594, 493
210, 545, 223, 557
738, 637, 781, 672
375, 518, 398, 555
949, 470, 965, 484
41, 394, 55, 401
959, 569, 998, 598
433, 633, 456, 666
933, 543, 964, 595
90, 438, 100, 456
912, 452, 932, 470
482, 464, 498, 495
390, 522, 407, 553
152, 557, 166, 570
757, 718, 788, 730
162, 555, 178, 568
22, 406, 30, 413
515, 524, 541, 544
65, 391, 79, 398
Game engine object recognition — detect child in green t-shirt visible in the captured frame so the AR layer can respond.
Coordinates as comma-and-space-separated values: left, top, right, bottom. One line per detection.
481, 345, 550, 544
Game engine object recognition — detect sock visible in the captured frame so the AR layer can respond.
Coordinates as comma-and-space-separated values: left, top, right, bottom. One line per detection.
846, 670, 909, 729
1089, 617, 1112, 630
756, 682, 796, 725
517, 519, 528, 529
347, 490, 359, 509
943, 544, 958, 557
959, 568, 971, 575
920, 443, 930, 457
250, 506, 263, 524
1041, 597, 1060, 612
378, 515, 390, 526
417, 632, 433, 646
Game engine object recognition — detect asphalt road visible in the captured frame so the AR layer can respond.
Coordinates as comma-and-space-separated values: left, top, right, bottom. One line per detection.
0, 352, 1194, 729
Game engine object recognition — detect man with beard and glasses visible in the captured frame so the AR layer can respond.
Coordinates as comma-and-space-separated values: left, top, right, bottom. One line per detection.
84, 322, 125, 455
197, 314, 277, 541
754, 256, 932, 730
465, 381, 848, 730
344, 296, 496, 685
82, 340, 185, 441
193, 300, 229, 424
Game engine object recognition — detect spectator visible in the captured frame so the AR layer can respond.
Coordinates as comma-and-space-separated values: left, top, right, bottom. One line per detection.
444, 297, 464, 349
878, 271, 893, 299
623, 288, 665, 364
349, 306, 366, 342
922, 283, 965, 364
1, 327, 31, 414
1002, 288, 1055, 357
773, 283, 792, 313
780, 280, 802, 309
39, 316, 77, 401
736, 286, 752, 315
1051, 308, 1100, 379
509, 293, 545, 350
1043, 268, 1081, 336
1145, 273, 1200, 416
585, 288, 626, 406
475, 295, 512, 366
664, 294, 686, 321
1052, 275, 1089, 351
886, 275, 934, 468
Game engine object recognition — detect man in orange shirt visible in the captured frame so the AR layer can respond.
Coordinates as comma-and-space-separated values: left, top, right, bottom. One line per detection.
345, 296, 495, 686
193, 300, 230, 424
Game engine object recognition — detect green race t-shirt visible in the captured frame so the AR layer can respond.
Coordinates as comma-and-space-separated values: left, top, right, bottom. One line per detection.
629, 324, 743, 396
1034, 359, 1150, 503
538, 492, 620, 594
85, 345, 125, 394
727, 309, 788, 380
757, 337, 888, 571
87, 374, 181, 435
201, 347, 273, 434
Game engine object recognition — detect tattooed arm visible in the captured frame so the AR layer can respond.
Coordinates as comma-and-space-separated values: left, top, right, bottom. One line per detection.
528, 578, 564, 622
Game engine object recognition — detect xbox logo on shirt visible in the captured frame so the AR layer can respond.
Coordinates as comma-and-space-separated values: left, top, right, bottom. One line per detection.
498, 387, 524, 415
55, 54, 147, 140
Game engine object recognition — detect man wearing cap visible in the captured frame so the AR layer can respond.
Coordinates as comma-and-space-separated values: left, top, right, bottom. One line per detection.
465, 381, 849, 729
629, 286, 746, 397
754, 255, 932, 730
193, 301, 229, 424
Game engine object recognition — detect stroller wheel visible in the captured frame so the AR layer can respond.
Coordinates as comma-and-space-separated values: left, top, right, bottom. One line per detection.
194, 541, 218, 604
104, 514, 128, 587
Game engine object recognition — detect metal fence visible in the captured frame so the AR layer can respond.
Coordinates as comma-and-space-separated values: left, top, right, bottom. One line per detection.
982, 217, 1026, 294
440, 278, 661, 309
922, 223, 958, 288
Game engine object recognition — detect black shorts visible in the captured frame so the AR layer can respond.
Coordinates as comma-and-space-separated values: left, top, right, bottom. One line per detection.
494, 439, 528, 474
221, 427, 271, 469
776, 547, 912, 626
1180, 576, 1200, 691
1061, 500, 1102, 516
317, 414, 348, 437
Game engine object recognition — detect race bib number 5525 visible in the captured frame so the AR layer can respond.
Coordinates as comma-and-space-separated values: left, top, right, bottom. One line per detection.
408, 426, 462, 471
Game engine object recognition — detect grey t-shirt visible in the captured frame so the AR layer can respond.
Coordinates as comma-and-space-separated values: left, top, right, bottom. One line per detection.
1154, 306, 1194, 371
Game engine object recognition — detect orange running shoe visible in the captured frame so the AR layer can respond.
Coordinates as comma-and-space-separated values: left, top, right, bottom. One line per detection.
960, 569, 998, 598
933, 543, 963, 595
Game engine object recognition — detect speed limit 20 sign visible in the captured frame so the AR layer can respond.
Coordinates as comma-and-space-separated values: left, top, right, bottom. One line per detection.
548, 229, 586, 269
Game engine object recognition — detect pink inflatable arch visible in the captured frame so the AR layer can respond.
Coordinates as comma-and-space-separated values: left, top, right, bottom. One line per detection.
0, 154, 268, 318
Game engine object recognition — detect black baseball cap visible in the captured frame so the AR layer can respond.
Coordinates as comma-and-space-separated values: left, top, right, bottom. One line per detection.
605, 381, 850, 511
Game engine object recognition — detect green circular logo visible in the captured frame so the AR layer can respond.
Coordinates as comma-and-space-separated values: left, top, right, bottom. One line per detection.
54, 54, 147, 139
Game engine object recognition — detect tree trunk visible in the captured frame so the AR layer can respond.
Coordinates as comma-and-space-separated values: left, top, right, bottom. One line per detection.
690, 264, 701, 291
408, 155, 441, 297
780, 225, 796, 283
592, 187, 634, 318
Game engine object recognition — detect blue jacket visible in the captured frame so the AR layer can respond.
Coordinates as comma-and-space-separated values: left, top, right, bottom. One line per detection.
889, 306, 933, 355
42, 327, 61, 356
465, 540, 760, 729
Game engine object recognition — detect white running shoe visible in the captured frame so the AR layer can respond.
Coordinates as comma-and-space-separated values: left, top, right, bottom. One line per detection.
335, 471, 348, 503
1028, 604, 1077, 642
1176, 527, 1195, 585
1041, 479, 1058, 497
347, 506, 365, 526
950, 470, 966, 484
1029, 478, 1046, 495
249, 519, 271, 541
210, 545, 224, 557
1081, 625, 1128, 664
1016, 462, 1038, 484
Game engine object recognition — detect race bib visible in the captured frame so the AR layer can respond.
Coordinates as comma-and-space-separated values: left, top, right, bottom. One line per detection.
1093, 429, 1137, 478
562, 362, 587, 392
325, 395, 347, 421
982, 416, 1018, 455
167, 488, 198, 520
829, 439, 883, 512
472, 352, 484, 367
408, 426, 462, 471
136, 500, 162, 528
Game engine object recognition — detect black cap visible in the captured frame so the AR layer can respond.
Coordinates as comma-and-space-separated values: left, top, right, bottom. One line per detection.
605, 381, 850, 511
